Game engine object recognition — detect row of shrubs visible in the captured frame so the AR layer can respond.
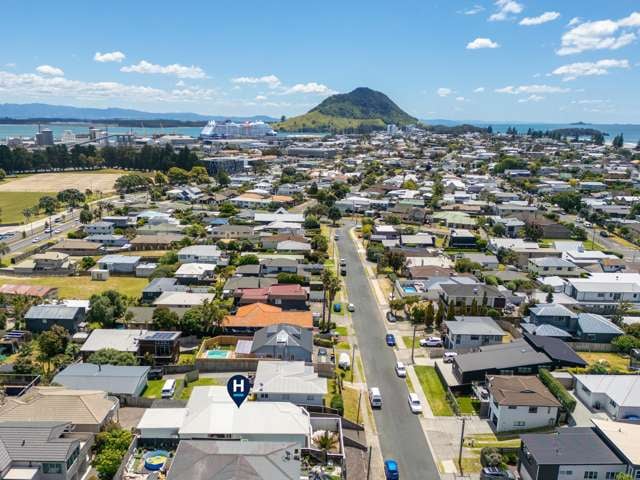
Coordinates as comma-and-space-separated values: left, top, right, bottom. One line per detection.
538, 368, 576, 413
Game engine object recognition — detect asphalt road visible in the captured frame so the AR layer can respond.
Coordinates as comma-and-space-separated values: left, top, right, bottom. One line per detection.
8, 216, 80, 252
336, 222, 440, 480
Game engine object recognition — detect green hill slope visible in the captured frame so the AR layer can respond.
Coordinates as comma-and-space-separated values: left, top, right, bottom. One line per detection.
275, 87, 416, 133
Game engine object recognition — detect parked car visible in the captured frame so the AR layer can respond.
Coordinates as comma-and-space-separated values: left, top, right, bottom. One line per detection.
369, 387, 383, 409
384, 459, 399, 480
480, 467, 515, 479
334, 233, 341, 240
338, 352, 351, 370
420, 336, 443, 347
333, 303, 342, 313
340, 267, 347, 276
385, 334, 396, 347
395, 361, 407, 377
408, 393, 423, 413
147, 367, 163, 380
584, 221, 593, 228
318, 347, 328, 357
599, 230, 610, 237
386, 311, 397, 323
347, 303, 355, 312
340, 258, 346, 266
443, 351, 458, 363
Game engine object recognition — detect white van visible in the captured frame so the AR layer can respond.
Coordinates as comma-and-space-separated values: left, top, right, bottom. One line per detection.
161, 379, 176, 398
338, 352, 351, 370
369, 387, 382, 408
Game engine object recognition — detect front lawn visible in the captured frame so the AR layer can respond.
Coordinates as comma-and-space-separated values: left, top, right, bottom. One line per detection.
402, 336, 421, 349
179, 377, 220, 400
456, 395, 481, 415
578, 351, 631, 372
143, 380, 165, 399
414, 366, 454, 416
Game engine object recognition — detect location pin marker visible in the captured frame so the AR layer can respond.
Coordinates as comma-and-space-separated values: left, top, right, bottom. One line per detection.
227, 374, 251, 408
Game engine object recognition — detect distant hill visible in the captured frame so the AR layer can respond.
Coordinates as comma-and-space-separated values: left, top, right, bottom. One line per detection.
0, 103, 277, 123
275, 87, 417, 132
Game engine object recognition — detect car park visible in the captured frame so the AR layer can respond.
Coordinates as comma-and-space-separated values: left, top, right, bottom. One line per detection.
385, 334, 396, 346
408, 393, 423, 413
419, 336, 443, 347
395, 361, 406, 377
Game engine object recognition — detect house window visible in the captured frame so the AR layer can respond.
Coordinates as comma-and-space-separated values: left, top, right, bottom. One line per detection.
609, 399, 617, 408
42, 463, 63, 474
560, 470, 573, 476
528, 407, 538, 414
508, 405, 517, 410
307, 395, 315, 401
597, 293, 605, 298
470, 335, 479, 340
260, 393, 268, 399
274, 299, 282, 305
513, 421, 525, 427
584, 472, 598, 479
605, 474, 618, 480
518, 367, 532, 374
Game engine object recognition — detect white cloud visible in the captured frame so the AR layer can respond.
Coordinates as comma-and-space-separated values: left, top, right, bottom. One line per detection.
0, 69, 215, 103
519, 11, 560, 26
518, 95, 545, 103
255, 95, 268, 101
284, 82, 335, 95
567, 17, 581, 27
120, 60, 206, 79
94, 51, 125, 63
495, 84, 571, 94
36, 65, 64, 77
231, 74, 281, 89
572, 99, 607, 105
473, 87, 485, 93
455, 96, 467, 102
176, 80, 186, 87
489, 0, 523, 22
551, 59, 630, 81
467, 37, 500, 49
437, 87, 453, 97
557, 12, 640, 55
4, 63, 16, 68
460, 5, 484, 15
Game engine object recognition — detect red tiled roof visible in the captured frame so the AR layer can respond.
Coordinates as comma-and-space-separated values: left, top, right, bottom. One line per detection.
0, 284, 57, 298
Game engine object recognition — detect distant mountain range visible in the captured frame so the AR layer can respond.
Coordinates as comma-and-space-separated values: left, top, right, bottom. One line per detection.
276, 87, 417, 133
0, 103, 277, 123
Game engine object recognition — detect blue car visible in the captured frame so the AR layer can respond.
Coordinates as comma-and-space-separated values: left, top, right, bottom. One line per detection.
385, 334, 396, 346
384, 459, 399, 480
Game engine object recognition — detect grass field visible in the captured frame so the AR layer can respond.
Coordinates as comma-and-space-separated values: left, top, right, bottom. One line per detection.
583, 240, 604, 251
0, 191, 55, 224
335, 326, 348, 336
143, 380, 165, 399
578, 351, 631, 372
414, 366, 454, 416
456, 395, 481, 415
0, 172, 122, 193
402, 336, 421, 349
343, 386, 362, 423
0, 275, 148, 299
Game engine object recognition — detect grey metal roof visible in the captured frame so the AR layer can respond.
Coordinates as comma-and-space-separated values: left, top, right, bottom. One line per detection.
521, 323, 572, 338
455, 340, 550, 373
529, 303, 577, 319
24, 305, 81, 320
577, 313, 624, 335
446, 317, 505, 336
521, 428, 622, 465
252, 324, 312, 353
53, 363, 150, 395
530, 257, 575, 267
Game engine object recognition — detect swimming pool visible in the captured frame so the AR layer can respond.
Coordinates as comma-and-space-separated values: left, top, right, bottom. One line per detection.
205, 349, 231, 359
403, 286, 418, 293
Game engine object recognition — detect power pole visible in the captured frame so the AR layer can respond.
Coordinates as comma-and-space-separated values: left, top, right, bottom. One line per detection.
366, 446, 373, 480
458, 417, 466, 475
411, 323, 418, 364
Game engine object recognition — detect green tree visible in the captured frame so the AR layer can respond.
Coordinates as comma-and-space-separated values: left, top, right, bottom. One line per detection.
311, 234, 328, 252
88, 348, 137, 366
321, 270, 342, 332
303, 214, 320, 229
87, 290, 126, 328
79, 206, 93, 224
524, 221, 543, 241
237, 254, 259, 265
81, 256, 96, 270
276, 272, 306, 284
151, 307, 180, 331
189, 166, 210, 184
425, 301, 435, 328
327, 207, 342, 226
167, 167, 190, 185
216, 169, 231, 187
447, 300, 455, 321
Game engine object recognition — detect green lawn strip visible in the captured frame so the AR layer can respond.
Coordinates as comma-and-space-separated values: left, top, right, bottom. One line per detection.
142, 380, 165, 399
456, 395, 481, 415
335, 341, 350, 350
179, 378, 220, 400
414, 366, 454, 416
405, 374, 415, 393
0, 275, 148, 299
334, 326, 348, 336
402, 336, 421, 349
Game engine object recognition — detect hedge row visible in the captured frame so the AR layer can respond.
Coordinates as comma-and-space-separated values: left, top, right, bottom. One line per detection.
539, 368, 576, 413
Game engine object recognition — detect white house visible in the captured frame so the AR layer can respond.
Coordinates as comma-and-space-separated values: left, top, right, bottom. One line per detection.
253, 361, 327, 407
574, 375, 640, 420
444, 316, 506, 350
528, 257, 579, 277
487, 375, 560, 432
177, 245, 228, 265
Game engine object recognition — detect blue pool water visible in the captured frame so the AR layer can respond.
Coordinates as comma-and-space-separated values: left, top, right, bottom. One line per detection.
403, 286, 417, 293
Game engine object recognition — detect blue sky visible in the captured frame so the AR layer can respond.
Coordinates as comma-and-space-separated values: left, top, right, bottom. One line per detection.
1, 0, 639, 123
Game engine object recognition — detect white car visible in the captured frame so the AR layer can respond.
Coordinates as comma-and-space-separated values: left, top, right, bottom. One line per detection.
395, 361, 407, 377
420, 336, 443, 347
408, 393, 423, 413
584, 221, 593, 228
347, 303, 355, 312
443, 351, 458, 363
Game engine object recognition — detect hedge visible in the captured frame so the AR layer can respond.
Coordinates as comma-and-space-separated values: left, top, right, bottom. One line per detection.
539, 369, 576, 413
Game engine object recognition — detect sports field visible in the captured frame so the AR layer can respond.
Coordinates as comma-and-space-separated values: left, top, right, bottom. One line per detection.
0, 172, 121, 193
0, 191, 55, 224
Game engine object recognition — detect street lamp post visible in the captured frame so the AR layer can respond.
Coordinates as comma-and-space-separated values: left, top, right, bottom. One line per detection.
411, 323, 418, 364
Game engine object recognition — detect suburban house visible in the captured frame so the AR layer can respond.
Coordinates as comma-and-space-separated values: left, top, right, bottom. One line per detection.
51, 239, 104, 256
440, 284, 507, 310
222, 303, 313, 334
518, 428, 626, 480
563, 274, 640, 313
13, 252, 76, 275
460, 253, 499, 269
400, 234, 436, 248
251, 323, 313, 362
253, 361, 327, 407
0, 421, 94, 480
209, 224, 255, 240
166, 440, 302, 480
130, 234, 184, 251
96, 255, 141, 274
260, 258, 298, 275
0, 387, 118, 433
52, 363, 150, 396
24, 304, 86, 334
80, 328, 181, 364
0, 284, 58, 300
85, 234, 128, 248
487, 375, 560, 432
84, 221, 114, 235
443, 316, 506, 350
235, 284, 308, 310
451, 333, 586, 384
153, 292, 216, 308
528, 257, 579, 277
261, 234, 308, 250
449, 229, 477, 248
574, 375, 640, 421
174, 263, 216, 284
592, 419, 640, 479
177, 245, 227, 265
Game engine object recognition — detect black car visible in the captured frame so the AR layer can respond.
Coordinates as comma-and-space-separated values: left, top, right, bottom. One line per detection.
147, 367, 163, 380
340, 267, 347, 276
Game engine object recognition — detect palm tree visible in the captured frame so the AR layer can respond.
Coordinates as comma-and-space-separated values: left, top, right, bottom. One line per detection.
22, 208, 33, 235
321, 270, 341, 332
201, 299, 228, 334
313, 430, 339, 452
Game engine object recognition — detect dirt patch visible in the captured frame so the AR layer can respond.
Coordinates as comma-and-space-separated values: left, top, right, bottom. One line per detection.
0, 172, 121, 193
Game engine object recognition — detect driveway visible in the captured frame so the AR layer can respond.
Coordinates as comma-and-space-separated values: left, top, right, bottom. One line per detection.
337, 222, 440, 480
